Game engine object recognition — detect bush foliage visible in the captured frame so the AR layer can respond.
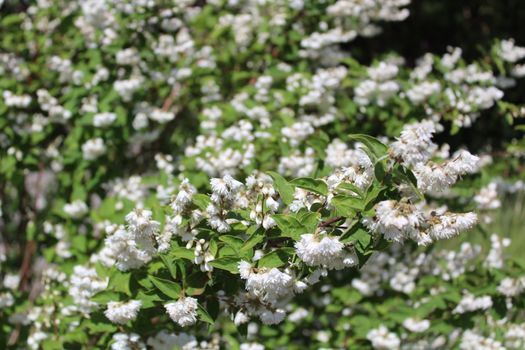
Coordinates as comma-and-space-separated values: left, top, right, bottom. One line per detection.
1, 0, 525, 349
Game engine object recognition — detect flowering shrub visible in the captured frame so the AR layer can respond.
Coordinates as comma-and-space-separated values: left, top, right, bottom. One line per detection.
1, 0, 525, 349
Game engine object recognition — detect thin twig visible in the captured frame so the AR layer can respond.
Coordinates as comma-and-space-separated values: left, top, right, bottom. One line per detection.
318, 216, 345, 228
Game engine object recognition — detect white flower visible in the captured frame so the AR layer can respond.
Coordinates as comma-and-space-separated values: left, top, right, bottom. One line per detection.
413, 150, 479, 194
497, 277, 525, 297
63, 200, 89, 219
390, 120, 437, 166
68, 265, 108, 314
111, 333, 146, 350
93, 112, 117, 127
259, 309, 286, 325
368, 200, 423, 242
406, 81, 441, 104
82, 138, 106, 160
238, 260, 252, 279
453, 291, 493, 314
165, 297, 198, 327
105, 300, 142, 324
427, 212, 477, 240
367, 325, 400, 350
210, 178, 229, 196
147, 331, 197, 350
295, 233, 357, 270
234, 311, 249, 326
2, 90, 32, 107
103, 209, 163, 271
498, 39, 525, 63
402, 318, 430, 333
474, 182, 501, 210
0, 292, 14, 308
288, 307, 309, 323
150, 109, 175, 123
3, 273, 20, 290
171, 178, 196, 212
485, 234, 511, 269
460, 330, 505, 350
240, 343, 265, 350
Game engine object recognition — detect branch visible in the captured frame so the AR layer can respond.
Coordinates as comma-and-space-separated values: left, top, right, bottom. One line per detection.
318, 216, 345, 228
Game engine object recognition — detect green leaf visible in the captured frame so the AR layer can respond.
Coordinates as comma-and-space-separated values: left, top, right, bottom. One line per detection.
85, 319, 118, 333
331, 194, 364, 216
197, 303, 215, 324
258, 248, 295, 268
364, 183, 387, 210
374, 161, 386, 182
109, 271, 131, 296
348, 227, 372, 253
240, 228, 265, 252
91, 291, 123, 304
209, 257, 240, 274
136, 291, 163, 309
171, 247, 195, 260
193, 194, 211, 211
290, 177, 328, 196
187, 271, 209, 289
336, 182, 364, 198
160, 255, 178, 280
148, 276, 182, 300
348, 134, 388, 158
267, 171, 295, 205
393, 166, 424, 201
296, 211, 320, 233
219, 235, 244, 251
306, 131, 329, 158
273, 214, 305, 240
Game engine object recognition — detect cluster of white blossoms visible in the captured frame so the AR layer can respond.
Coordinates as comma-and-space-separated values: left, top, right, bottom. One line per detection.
146, 330, 220, 350
68, 265, 108, 314
102, 209, 163, 271
166, 178, 201, 243
498, 276, 525, 298
460, 330, 505, 350
190, 238, 216, 273
184, 134, 255, 177
402, 317, 430, 333
236, 260, 306, 326
390, 120, 438, 166
413, 149, 480, 193
2, 90, 32, 108
474, 181, 502, 211
485, 234, 511, 269
105, 300, 142, 325
355, 61, 400, 106
111, 332, 146, 350
207, 175, 244, 233
326, 147, 375, 192
301, 0, 410, 59
165, 297, 198, 327
0, 292, 15, 308
278, 148, 317, 178
93, 112, 117, 128
147, 331, 197, 350
365, 200, 477, 245
453, 291, 493, 314
63, 200, 89, 219
498, 39, 525, 64
367, 325, 401, 350
81, 137, 107, 160
405, 80, 441, 104
295, 233, 358, 270
351, 241, 482, 297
